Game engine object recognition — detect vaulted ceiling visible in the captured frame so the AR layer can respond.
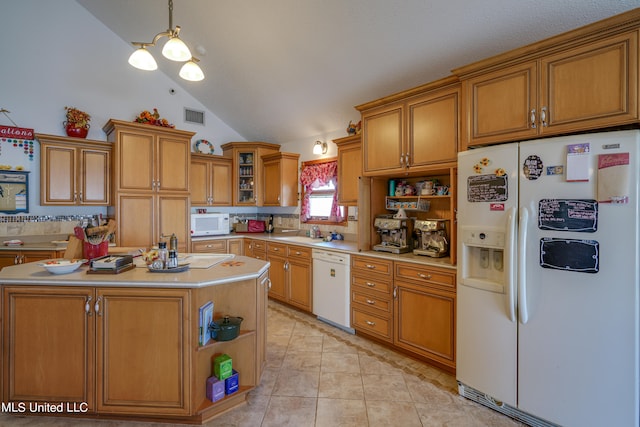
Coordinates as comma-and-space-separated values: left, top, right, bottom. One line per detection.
77, 0, 638, 144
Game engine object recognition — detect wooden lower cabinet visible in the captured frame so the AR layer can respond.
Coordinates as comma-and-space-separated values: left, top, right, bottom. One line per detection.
0, 250, 64, 270
266, 242, 312, 312
244, 239, 266, 260
351, 256, 457, 372
191, 238, 243, 255
2, 275, 268, 423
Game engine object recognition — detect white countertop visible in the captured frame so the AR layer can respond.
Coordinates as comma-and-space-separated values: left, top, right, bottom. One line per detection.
0, 255, 270, 288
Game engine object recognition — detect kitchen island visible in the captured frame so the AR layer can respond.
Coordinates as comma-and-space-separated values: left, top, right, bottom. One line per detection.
0, 255, 270, 425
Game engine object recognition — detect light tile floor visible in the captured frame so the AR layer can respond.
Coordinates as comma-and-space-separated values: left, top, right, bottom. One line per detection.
0, 300, 525, 426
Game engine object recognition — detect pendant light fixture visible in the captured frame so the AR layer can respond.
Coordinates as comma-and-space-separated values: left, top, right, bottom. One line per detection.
128, 0, 204, 81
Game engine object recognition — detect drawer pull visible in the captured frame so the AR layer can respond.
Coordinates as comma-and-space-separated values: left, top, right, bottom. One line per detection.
295, 251, 301, 255
365, 264, 376, 269
365, 320, 376, 326
366, 299, 376, 305
366, 282, 376, 287
273, 248, 279, 251
418, 273, 432, 280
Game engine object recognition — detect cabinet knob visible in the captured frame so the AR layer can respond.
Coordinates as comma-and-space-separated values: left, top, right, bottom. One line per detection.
366, 299, 376, 305
540, 106, 548, 127
365, 320, 376, 326
366, 282, 376, 287
530, 109, 537, 129
94, 296, 103, 316
417, 273, 432, 280
85, 296, 93, 316
365, 264, 376, 270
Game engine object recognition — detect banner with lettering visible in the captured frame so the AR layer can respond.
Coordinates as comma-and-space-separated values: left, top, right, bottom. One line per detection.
0, 125, 35, 161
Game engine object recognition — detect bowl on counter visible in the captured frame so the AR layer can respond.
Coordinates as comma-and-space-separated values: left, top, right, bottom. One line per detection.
38, 258, 85, 274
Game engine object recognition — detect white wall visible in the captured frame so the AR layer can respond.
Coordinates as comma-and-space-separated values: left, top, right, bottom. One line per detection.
0, 0, 244, 216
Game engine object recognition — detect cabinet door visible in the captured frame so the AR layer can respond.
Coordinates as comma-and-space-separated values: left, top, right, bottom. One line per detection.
362, 103, 404, 175
190, 158, 209, 206
157, 135, 190, 193
210, 158, 232, 206
117, 130, 154, 191
80, 147, 110, 205
287, 259, 312, 312
462, 61, 538, 148
540, 30, 638, 135
0, 252, 17, 269
267, 255, 287, 302
394, 281, 456, 369
234, 150, 257, 206
21, 250, 60, 264
408, 86, 459, 168
337, 140, 361, 205
262, 160, 281, 206
3, 286, 94, 409
115, 193, 155, 249
40, 144, 76, 204
227, 238, 243, 255
157, 194, 190, 252
96, 287, 190, 416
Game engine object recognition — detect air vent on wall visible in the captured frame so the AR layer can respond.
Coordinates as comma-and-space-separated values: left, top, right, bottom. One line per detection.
184, 108, 205, 125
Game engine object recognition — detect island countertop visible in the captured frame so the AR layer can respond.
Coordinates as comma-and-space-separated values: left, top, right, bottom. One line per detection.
0, 254, 270, 288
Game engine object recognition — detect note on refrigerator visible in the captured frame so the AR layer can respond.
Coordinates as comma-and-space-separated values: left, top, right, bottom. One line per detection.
597, 153, 630, 204
566, 143, 590, 182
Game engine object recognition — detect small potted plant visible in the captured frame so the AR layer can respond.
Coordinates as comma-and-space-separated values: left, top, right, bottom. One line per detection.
64, 106, 91, 138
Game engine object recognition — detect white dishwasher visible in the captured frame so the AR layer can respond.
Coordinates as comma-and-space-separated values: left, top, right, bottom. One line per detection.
312, 249, 354, 334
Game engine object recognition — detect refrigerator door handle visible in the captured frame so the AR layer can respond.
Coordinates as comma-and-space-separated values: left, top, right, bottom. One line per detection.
518, 207, 529, 324
506, 206, 517, 322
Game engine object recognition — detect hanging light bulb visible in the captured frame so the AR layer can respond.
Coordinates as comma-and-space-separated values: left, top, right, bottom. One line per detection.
179, 59, 205, 81
128, 46, 158, 70
162, 29, 192, 62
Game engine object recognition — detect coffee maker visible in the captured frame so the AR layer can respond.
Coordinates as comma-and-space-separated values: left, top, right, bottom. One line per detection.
413, 219, 449, 257
373, 216, 412, 254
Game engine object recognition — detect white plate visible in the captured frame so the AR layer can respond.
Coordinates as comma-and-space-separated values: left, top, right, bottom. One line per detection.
38, 259, 85, 274
195, 139, 214, 154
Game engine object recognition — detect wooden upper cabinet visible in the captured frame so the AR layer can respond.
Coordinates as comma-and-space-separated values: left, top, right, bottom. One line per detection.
456, 25, 639, 148
190, 154, 232, 206
37, 134, 111, 206
261, 152, 299, 207
334, 134, 361, 206
357, 76, 460, 176
539, 31, 638, 135
221, 142, 280, 206
103, 120, 193, 194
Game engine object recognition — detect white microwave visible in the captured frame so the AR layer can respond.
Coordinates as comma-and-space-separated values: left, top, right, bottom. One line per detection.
190, 213, 230, 237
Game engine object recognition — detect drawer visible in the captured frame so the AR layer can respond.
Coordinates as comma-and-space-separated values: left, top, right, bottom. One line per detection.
351, 274, 393, 295
395, 262, 456, 290
251, 240, 266, 251
252, 251, 266, 260
351, 307, 392, 342
352, 256, 393, 277
287, 244, 311, 261
351, 289, 392, 314
192, 240, 226, 253
267, 242, 287, 256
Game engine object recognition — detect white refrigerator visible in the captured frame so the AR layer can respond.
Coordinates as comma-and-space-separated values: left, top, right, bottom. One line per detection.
456, 130, 639, 427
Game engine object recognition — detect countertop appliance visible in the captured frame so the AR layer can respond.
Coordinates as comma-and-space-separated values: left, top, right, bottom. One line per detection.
457, 130, 639, 427
413, 219, 449, 257
190, 213, 230, 237
312, 249, 354, 333
373, 216, 412, 254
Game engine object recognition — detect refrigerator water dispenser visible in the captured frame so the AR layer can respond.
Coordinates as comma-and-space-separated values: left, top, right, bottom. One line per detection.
460, 227, 507, 293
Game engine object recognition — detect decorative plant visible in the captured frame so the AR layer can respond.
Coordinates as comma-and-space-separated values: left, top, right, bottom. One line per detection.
135, 108, 174, 128
64, 106, 91, 129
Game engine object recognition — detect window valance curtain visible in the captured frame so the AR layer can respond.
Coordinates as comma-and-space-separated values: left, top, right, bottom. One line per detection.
299, 160, 342, 222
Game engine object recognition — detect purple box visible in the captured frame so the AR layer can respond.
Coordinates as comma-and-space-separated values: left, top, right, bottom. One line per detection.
206, 376, 225, 402
225, 370, 239, 395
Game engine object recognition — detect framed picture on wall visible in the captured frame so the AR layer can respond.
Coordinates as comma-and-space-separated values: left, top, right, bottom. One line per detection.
0, 171, 29, 213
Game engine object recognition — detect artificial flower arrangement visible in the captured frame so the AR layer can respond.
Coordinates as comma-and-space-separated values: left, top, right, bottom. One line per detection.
64, 106, 91, 129
134, 108, 175, 128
